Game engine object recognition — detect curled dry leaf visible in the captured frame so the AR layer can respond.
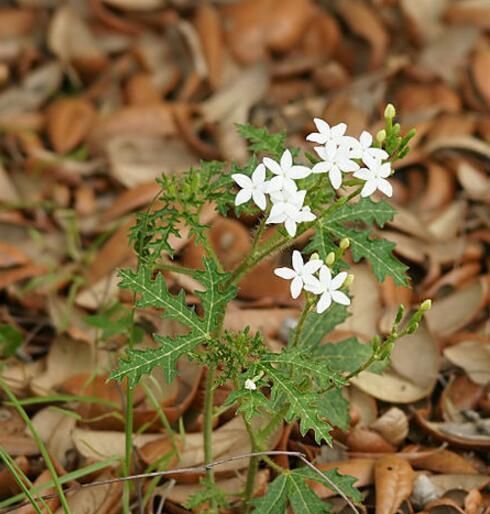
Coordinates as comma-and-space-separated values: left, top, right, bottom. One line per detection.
102, 0, 165, 9
426, 276, 490, 337
444, 0, 490, 30
349, 385, 378, 427
427, 200, 467, 241
456, 160, 490, 203
346, 427, 396, 454
440, 374, 484, 419
0, 455, 29, 498
400, 0, 448, 44
402, 445, 479, 475
444, 341, 490, 385
472, 47, 490, 106
425, 497, 466, 514
374, 455, 414, 514
370, 408, 409, 447
46, 97, 96, 154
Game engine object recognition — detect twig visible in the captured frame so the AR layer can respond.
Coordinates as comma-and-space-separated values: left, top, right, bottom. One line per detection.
1, 451, 361, 514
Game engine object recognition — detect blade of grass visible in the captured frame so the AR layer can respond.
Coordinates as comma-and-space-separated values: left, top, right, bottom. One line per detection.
0, 457, 119, 511
0, 378, 72, 514
9, 394, 119, 409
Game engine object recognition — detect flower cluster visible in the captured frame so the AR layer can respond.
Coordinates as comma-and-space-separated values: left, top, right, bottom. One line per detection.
274, 250, 351, 313
232, 118, 393, 237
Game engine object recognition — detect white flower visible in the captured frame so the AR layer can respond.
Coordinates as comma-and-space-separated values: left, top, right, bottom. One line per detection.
348, 131, 389, 163
263, 149, 311, 194
274, 250, 322, 299
353, 153, 393, 198
266, 189, 316, 237
232, 163, 269, 210
244, 378, 257, 391
305, 266, 351, 313
312, 140, 360, 190
306, 118, 348, 146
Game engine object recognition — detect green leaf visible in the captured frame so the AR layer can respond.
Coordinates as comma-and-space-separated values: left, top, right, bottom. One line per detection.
112, 259, 236, 385
287, 473, 330, 514
224, 389, 270, 422
262, 365, 332, 444
328, 198, 395, 227
301, 303, 350, 348
328, 225, 409, 286
314, 337, 373, 374
292, 467, 362, 503
252, 474, 288, 514
317, 389, 350, 430
236, 124, 287, 159
0, 324, 22, 358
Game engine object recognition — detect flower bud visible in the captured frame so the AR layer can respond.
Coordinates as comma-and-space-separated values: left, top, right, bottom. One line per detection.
420, 299, 432, 312
376, 129, 386, 144
326, 252, 335, 266
310, 252, 320, 261
407, 321, 419, 335
340, 238, 350, 250
344, 274, 354, 287
384, 103, 396, 119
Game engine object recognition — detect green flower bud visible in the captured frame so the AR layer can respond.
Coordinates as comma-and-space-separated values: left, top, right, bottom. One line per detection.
395, 304, 405, 325
344, 274, 354, 287
384, 103, 396, 119
340, 238, 350, 250
326, 252, 335, 266
376, 129, 387, 144
407, 321, 419, 335
310, 252, 320, 261
420, 299, 432, 312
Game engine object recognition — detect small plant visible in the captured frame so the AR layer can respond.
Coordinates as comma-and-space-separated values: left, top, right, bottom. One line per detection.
110, 104, 427, 512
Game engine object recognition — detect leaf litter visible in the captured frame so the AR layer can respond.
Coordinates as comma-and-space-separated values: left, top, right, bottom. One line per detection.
0, 1, 489, 513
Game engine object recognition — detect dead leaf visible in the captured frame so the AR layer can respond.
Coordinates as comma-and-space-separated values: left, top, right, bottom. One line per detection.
403, 445, 479, 475
472, 47, 490, 106
46, 97, 96, 154
444, 341, 490, 385
371, 408, 409, 446
375, 455, 414, 514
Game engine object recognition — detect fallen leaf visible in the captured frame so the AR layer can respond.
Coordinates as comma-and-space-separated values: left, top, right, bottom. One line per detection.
374, 455, 414, 514
371, 408, 409, 446
444, 341, 490, 385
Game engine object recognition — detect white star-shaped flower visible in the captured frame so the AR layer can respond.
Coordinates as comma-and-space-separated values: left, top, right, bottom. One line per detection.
263, 149, 311, 194
266, 189, 316, 237
348, 131, 389, 163
353, 153, 393, 198
312, 140, 360, 190
274, 250, 323, 299
305, 266, 351, 313
232, 163, 269, 210
244, 378, 257, 391
306, 118, 348, 146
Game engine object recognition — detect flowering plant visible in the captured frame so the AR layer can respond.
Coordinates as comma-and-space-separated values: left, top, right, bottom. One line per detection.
111, 105, 428, 512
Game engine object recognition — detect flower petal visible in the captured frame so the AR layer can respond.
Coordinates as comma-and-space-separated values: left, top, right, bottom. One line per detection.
269, 202, 287, 220
284, 218, 297, 237
252, 190, 267, 210
235, 188, 252, 205
378, 162, 392, 178
289, 165, 311, 179
331, 122, 347, 138
368, 148, 389, 161
312, 161, 332, 174
360, 179, 377, 198
252, 163, 266, 183
377, 178, 393, 197
338, 157, 360, 172
290, 276, 303, 299
360, 131, 372, 148
300, 208, 316, 222
317, 292, 332, 313
331, 271, 348, 290
331, 290, 351, 305
266, 175, 284, 193
306, 133, 327, 144
353, 168, 373, 181
304, 277, 323, 295
274, 267, 296, 279
319, 265, 332, 286
281, 149, 293, 170
232, 173, 252, 189
292, 250, 303, 272
303, 260, 323, 275
314, 117, 330, 134
329, 166, 343, 190
263, 157, 282, 176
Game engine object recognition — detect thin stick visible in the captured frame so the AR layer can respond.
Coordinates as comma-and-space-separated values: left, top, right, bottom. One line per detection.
2, 451, 361, 514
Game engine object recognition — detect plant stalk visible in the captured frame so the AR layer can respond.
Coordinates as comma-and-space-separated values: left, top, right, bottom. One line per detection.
203, 364, 218, 512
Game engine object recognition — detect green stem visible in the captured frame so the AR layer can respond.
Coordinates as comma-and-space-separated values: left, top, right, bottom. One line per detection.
122, 386, 134, 514
242, 419, 259, 512
203, 364, 218, 512
0, 379, 72, 514
156, 261, 195, 276
290, 297, 314, 347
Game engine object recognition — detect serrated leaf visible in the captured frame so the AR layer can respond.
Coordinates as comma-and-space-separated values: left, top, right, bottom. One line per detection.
328, 226, 409, 286
304, 223, 338, 261
314, 337, 373, 374
262, 365, 332, 444
287, 473, 330, 514
225, 389, 270, 422
328, 198, 395, 227
251, 474, 288, 514
292, 467, 362, 503
236, 124, 286, 159
301, 303, 350, 348
112, 259, 236, 385
317, 389, 350, 430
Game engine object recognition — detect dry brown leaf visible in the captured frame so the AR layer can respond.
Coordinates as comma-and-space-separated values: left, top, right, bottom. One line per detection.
445, 0, 490, 29
456, 160, 490, 202
400, 0, 448, 44
371, 408, 409, 447
0, 164, 20, 204
0, 455, 29, 498
375, 455, 414, 514
349, 385, 378, 427
46, 97, 96, 154
346, 427, 396, 454
102, 0, 165, 9
427, 201, 466, 241
403, 445, 479, 475
337, 0, 388, 70
425, 136, 490, 160
429, 474, 490, 496
444, 341, 490, 385
426, 277, 489, 337
472, 47, 490, 106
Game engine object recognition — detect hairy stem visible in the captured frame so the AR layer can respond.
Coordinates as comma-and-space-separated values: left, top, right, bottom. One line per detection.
203, 364, 218, 512
242, 420, 259, 512
290, 297, 314, 347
